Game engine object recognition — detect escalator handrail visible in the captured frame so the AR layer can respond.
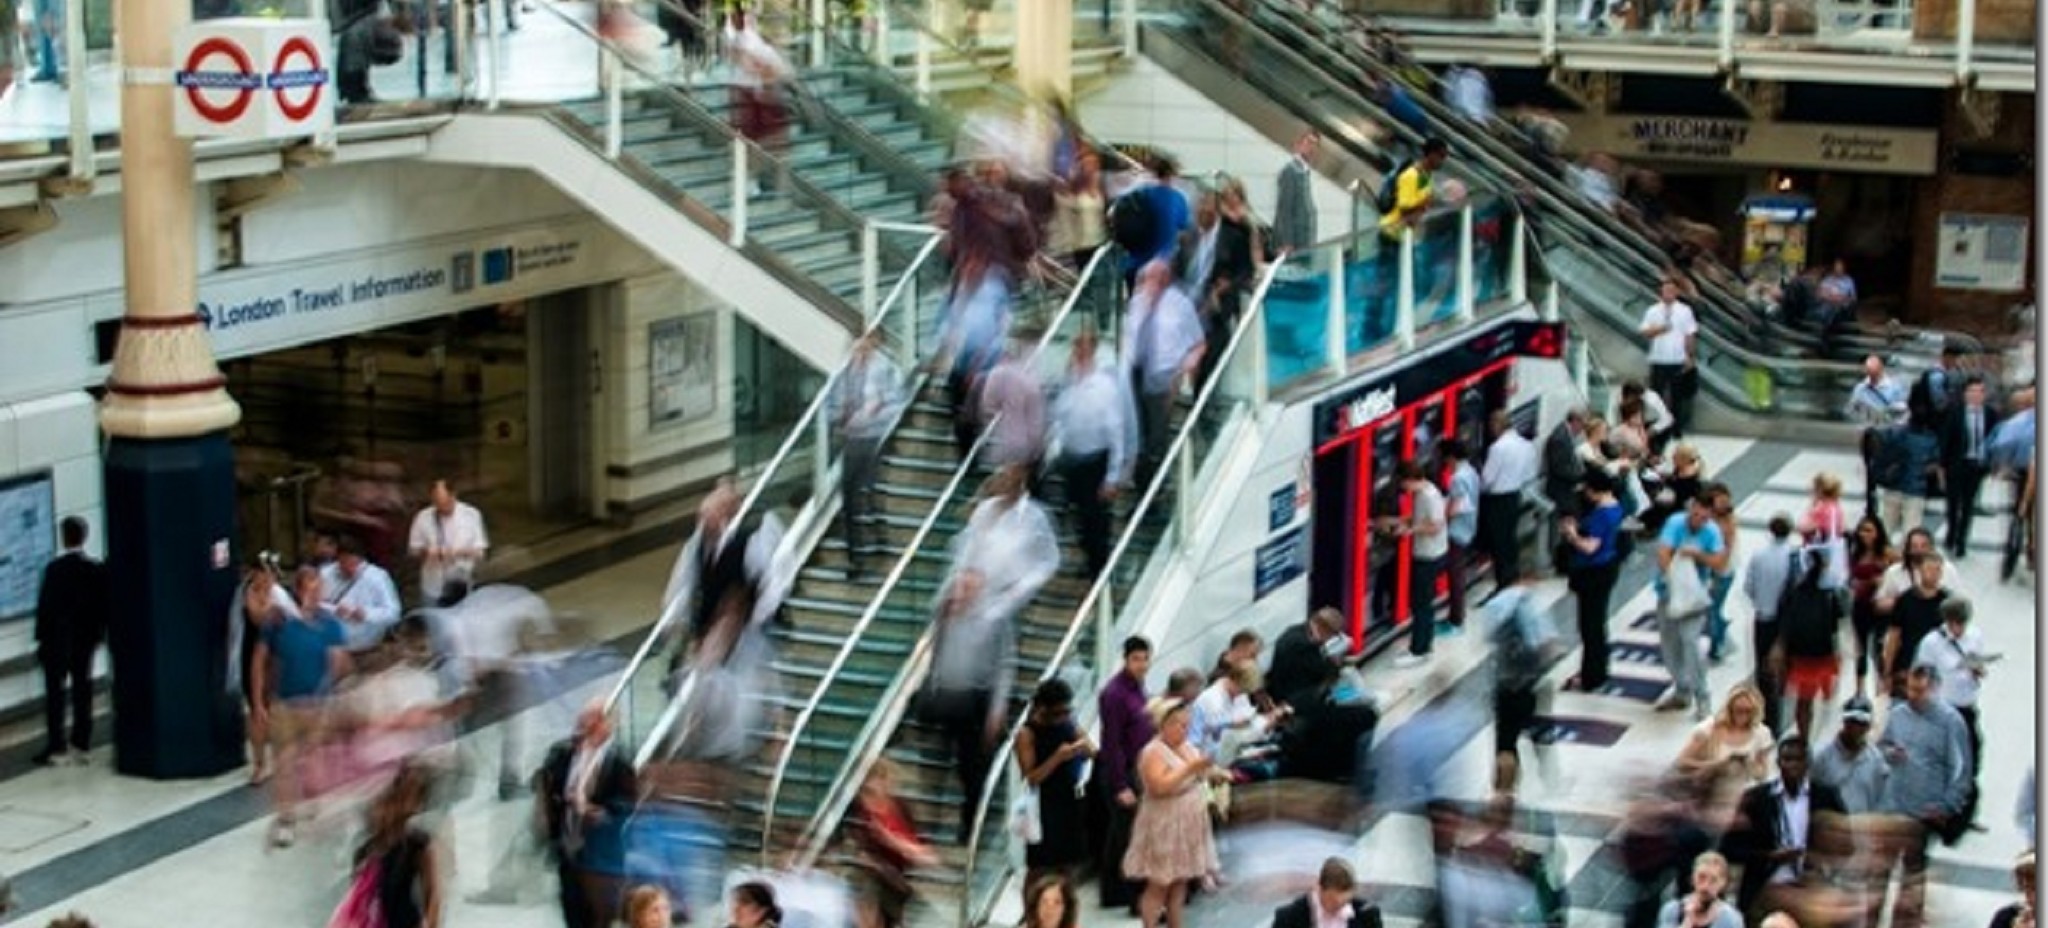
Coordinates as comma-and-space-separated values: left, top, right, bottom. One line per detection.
1259, 0, 1987, 358
600, 227, 949, 725
774, 240, 1122, 868
955, 256, 1287, 926
762, 242, 1122, 865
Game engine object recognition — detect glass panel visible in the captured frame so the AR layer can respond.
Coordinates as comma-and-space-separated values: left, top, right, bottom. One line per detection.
1344, 230, 1395, 356
1410, 207, 1462, 329
1472, 195, 1513, 307
1263, 247, 1331, 389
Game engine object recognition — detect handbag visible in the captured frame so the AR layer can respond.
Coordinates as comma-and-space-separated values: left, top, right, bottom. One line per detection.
1663, 557, 1711, 619
1009, 787, 1043, 845
369, 18, 405, 65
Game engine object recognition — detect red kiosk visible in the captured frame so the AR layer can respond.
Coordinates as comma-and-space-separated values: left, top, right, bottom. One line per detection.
1308, 318, 1566, 655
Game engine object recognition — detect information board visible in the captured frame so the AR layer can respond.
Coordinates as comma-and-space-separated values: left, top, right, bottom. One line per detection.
1254, 527, 1308, 602
0, 472, 56, 622
1936, 213, 2030, 292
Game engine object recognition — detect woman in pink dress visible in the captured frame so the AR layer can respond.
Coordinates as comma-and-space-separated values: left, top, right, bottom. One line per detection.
1122, 698, 1222, 928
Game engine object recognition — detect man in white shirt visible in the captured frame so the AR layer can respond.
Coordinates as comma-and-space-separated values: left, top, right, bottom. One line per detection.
1051, 324, 1134, 579
1123, 260, 1206, 489
1445, 64, 1496, 126
659, 478, 795, 665
1912, 597, 1986, 790
408, 479, 489, 607
325, 535, 402, 652
1845, 355, 1909, 427
1639, 279, 1698, 436
1479, 410, 1539, 588
830, 331, 905, 576
1397, 459, 1449, 668
1444, 440, 1482, 628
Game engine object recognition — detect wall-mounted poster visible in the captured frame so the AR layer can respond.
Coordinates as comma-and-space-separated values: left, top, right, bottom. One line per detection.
0, 472, 56, 623
1936, 213, 2030, 292
650, 314, 717, 429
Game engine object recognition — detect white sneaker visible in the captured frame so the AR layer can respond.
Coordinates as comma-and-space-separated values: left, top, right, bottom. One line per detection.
1393, 653, 1430, 669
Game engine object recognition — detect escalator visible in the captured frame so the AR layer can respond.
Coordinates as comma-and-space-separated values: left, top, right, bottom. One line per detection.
1134, 0, 1958, 430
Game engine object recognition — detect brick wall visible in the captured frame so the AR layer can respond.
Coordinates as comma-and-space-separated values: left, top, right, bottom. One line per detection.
1906, 93, 2036, 333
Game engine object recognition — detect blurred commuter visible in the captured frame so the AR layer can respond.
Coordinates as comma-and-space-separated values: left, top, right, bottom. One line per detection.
1723, 736, 1846, 920
1022, 873, 1079, 928
1622, 776, 1717, 928
254, 565, 351, 848
416, 584, 557, 798
660, 478, 795, 668
1989, 853, 2036, 928
539, 703, 637, 928
1049, 147, 1107, 269
831, 331, 907, 578
727, 881, 784, 928
234, 558, 295, 784
1186, 179, 1261, 389
1111, 156, 1192, 286
850, 759, 937, 928
1050, 322, 1134, 579
726, 11, 793, 197
625, 885, 675, 928
1744, 515, 1801, 734
331, 762, 441, 928
1487, 577, 1560, 791
1273, 857, 1382, 928
980, 328, 1050, 479
1124, 260, 1207, 490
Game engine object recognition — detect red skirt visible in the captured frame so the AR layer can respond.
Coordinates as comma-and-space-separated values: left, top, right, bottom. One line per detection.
1786, 655, 1840, 700
733, 86, 788, 144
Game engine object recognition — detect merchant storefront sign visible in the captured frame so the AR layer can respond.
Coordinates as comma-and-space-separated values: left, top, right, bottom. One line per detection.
1554, 114, 1938, 175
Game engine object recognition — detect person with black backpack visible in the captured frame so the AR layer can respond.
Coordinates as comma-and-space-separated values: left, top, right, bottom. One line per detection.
1770, 541, 1845, 740
1110, 155, 1192, 290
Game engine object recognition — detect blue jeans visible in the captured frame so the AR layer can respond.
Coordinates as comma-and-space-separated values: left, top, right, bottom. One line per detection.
32, 0, 64, 78
1705, 573, 1734, 659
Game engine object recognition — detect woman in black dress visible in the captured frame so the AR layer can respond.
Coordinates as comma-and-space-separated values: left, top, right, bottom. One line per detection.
1014, 678, 1094, 898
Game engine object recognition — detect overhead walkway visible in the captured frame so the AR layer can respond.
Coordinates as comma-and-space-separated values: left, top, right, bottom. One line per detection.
1135, 0, 1955, 432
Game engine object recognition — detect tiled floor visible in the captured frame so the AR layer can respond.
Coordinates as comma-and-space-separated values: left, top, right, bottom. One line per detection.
0, 436, 2035, 928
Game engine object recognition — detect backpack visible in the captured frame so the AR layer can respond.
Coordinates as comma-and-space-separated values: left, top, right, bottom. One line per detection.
1871, 425, 1910, 489
1109, 187, 1157, 254
1374, 160, 1415, 215
1776, 551, 1841, 659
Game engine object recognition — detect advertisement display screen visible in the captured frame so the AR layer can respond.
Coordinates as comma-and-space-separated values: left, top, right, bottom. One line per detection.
0, 472, 56, 622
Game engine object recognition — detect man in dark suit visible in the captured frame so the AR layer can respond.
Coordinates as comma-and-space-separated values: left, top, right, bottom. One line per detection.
1722, 736, 1846, 920
537, 702, 638, 928
1938, 377, 1998, 559
34, 516, 108, 766
1273, 857, 1383, 928
1542, 409, 1588, 572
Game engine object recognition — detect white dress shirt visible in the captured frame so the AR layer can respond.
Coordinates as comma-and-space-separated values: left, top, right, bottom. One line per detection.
1845, 375, 1908, 427
1052, 358, 1137, 486
409, 502, 490, 601
1913, 624, 1985, 708
1481, 430, 1539, 495
659, 511, 795, 633
1874, 559, 1962, 602
1640, 300, 1697, 366
831, 350, 906, 441
1184, 222, 1221, 294
324, 561, 403, 650
1123, 284, 1206, 396
951, 495, 1061, 625
1770, 781, 1812, 884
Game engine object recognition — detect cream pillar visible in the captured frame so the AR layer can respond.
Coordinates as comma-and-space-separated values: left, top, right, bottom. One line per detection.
101, 0, 247, 779
1014, 0, 1075, 101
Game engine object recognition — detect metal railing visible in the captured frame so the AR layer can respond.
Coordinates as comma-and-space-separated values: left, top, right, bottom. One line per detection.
600, 224, 948, 757
758, 242, 1121, 864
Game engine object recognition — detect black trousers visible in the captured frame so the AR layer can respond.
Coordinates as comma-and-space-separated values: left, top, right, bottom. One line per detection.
1494, 686, 1538, 756
1650, 363, 1691, 437
1479, 492, 1523, 587
1570, 562, 1619, 689
841, 434, 883, 567
1753, 618, 1782, 733
1408, 555, 1442, 656
1944, 460, 1986, 556
40, 645, 94, 754
933, 687, 994, 840
1059, 451, 1113, 578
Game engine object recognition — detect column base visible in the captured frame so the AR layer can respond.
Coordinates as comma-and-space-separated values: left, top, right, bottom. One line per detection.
104, 433, 247, 779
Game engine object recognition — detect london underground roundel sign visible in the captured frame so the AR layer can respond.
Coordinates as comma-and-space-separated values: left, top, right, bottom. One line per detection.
175, 36, 262, 125
268, 36, 327, 122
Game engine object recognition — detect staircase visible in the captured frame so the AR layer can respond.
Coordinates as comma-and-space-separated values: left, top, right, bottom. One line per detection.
552, 67, 949, 310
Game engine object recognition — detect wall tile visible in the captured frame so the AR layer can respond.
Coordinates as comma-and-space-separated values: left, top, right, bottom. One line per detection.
11, 393, 96, 470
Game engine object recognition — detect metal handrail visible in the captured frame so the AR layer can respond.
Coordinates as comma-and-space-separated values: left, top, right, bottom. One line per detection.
1247, 0, 1987, 359
954, 254, 1290, 925
766, 242, 1120, 867
759, 424, 996, 866
600, 226, 948, 723
527, 0, 904, 257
